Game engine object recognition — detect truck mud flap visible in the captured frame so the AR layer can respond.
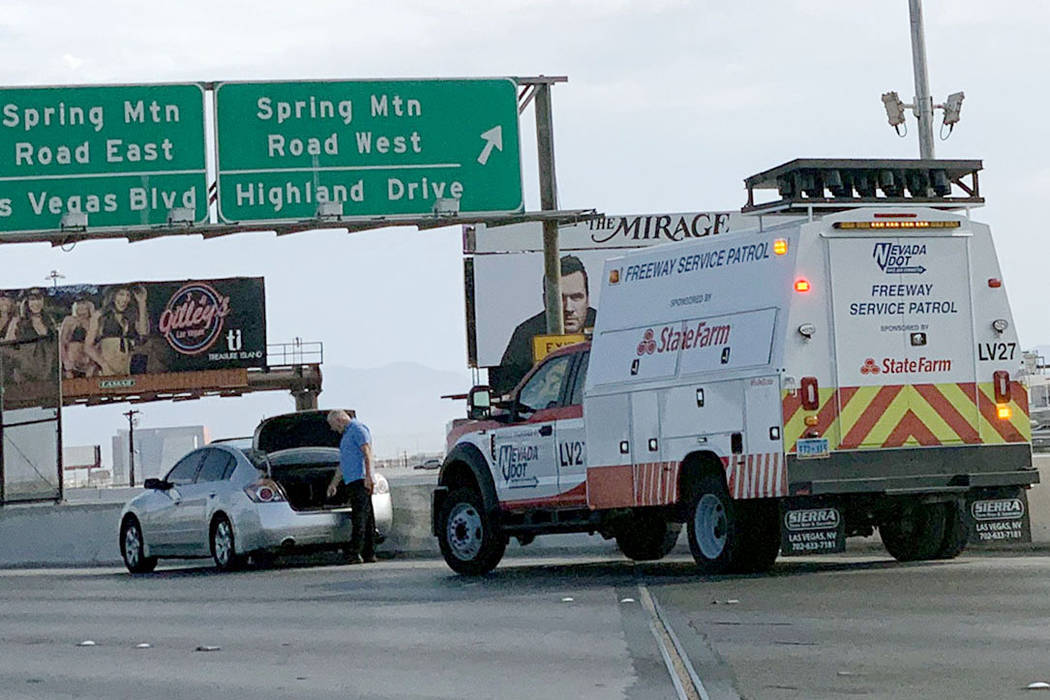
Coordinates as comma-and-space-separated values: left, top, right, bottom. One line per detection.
966, 487, 1032, 546
779, 500, 846, 556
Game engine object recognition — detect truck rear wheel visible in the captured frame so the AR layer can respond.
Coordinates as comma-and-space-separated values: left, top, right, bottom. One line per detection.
616, 512, 681, 562
879, 501, 947, 562
732, 499, 781, 574
934, 501, 970, 559
687, 473, 741, 574
438, 487, 506, 575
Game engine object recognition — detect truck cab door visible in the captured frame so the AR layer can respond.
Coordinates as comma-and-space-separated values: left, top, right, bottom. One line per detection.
492, 353, 574, 505
556, 351, 589, 498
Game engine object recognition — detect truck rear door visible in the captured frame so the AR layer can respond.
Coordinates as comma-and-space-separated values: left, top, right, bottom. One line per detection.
828, 224, 978, 449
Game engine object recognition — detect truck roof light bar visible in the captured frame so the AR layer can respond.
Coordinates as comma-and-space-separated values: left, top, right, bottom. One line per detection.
742, 158, 983, 216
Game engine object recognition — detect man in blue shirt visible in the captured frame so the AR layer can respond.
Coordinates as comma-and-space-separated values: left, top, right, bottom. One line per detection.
326, 409, 376, 564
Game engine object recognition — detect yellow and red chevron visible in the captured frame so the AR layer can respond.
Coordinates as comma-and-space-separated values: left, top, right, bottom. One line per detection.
783, 381, 1030, 453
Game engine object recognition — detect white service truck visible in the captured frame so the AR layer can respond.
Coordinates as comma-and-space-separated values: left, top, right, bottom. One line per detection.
434, 187, 1036, 575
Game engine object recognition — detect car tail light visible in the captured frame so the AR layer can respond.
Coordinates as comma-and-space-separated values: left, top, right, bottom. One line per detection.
244, 478, 286, 503
372, 474, 389, 495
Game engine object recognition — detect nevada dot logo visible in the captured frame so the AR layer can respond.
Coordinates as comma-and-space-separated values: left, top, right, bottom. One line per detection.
636, 329, 657, 356
860, 358, 880, 375
158, 283, 232, 355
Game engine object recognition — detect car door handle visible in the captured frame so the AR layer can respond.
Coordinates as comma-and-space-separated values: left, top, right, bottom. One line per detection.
539, 425, 553, 436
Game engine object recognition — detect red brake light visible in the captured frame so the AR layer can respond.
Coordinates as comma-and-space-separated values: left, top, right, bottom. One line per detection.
988, 278, 1002, 288
800, 376, 819, 410
993, 370, 1010, 404
794, 279, 811, 293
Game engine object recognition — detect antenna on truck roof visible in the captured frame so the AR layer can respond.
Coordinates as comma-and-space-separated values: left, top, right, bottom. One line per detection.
742, 158, 983, 217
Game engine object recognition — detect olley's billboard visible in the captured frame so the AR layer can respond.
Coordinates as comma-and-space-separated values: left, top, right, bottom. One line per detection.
0, 277, 266, 387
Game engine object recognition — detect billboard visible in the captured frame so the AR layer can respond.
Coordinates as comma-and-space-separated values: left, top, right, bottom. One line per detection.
465, 212, 762, 395
0, 277, 266, 389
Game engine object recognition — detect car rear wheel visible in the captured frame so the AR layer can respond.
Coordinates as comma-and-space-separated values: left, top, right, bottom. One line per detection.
211, 515, 246, 571
121, 517, 157, 574
438, 487, 505, 575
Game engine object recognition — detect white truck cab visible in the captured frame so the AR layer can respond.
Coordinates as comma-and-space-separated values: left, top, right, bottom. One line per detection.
434, 159, 1037, 575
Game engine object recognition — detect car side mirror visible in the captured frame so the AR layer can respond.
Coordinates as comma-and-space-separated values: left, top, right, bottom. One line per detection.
143, 478, 171, 491
467, 385, 491, 420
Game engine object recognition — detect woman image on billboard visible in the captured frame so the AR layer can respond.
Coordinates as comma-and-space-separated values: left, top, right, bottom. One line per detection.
3, 287, 59, 383
0, 293, 17, 339
86, 284, 149, 376
59, 298, 101, 379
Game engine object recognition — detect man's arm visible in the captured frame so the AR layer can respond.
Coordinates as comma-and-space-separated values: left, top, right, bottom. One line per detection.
326, 469, 342, 499
361, 442, 374, 493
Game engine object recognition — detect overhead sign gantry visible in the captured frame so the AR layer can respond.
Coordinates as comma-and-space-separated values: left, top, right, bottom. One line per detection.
213, 79, 524, 222
0, 83, 208, 233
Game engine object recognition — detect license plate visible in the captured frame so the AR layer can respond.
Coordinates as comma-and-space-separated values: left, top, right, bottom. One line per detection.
796, 437, 830, 459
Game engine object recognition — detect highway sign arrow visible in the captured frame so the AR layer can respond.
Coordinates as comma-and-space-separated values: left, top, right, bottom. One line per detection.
477, 126, 503, 165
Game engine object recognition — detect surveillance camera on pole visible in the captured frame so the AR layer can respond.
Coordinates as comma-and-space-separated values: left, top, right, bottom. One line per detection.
880, 0, 965, 158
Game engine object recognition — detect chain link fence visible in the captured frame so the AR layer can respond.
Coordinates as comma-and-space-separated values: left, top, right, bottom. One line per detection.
0, 335, 61, 504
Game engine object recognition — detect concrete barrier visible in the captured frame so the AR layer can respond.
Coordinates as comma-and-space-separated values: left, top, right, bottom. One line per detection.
1, 456, 1048, 568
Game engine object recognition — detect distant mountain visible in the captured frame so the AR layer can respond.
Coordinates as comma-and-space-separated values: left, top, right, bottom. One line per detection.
61, 362, 476, 464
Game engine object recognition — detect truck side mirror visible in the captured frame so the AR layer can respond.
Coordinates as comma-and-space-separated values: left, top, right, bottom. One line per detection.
467, 385, 492, 420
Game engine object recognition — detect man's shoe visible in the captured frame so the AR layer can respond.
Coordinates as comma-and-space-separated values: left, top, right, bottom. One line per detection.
362, 554, 377, 564
347, 554, 364, 565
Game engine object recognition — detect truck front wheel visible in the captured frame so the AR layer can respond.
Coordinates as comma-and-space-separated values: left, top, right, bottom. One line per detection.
437, 488, 506, 575
616, 512, 681, 562
879, 501, 947, 562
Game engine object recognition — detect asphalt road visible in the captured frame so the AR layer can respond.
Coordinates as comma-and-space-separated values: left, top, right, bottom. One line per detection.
2, 550, 1049, 699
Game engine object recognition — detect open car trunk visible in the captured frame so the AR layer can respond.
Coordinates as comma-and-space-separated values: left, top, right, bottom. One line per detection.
266, 448, 349, 512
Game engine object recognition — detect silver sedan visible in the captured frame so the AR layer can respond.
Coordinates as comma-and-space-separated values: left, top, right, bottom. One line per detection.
118, 442, 393, 573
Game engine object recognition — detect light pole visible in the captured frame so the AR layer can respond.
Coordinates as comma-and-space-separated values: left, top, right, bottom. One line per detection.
123, 409, 141, 487
44, 270, 65, 290
880, 0, 965, 158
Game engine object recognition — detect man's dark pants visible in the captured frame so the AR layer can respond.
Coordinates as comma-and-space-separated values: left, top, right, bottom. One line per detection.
344, 478, 375, 558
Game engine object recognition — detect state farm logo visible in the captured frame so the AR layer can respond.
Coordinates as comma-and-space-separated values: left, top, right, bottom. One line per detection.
784, 508, 840, 531
863, 357, 952, 375
972, 498, 1024, 521
158, 283, 231, 355
636, 321, 731, 356
636, 329, 657, 356
873, 242, 927, 274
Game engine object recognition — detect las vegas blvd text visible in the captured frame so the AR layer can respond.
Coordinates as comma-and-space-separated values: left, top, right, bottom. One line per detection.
0, 97, 196, 219
234, 92, 465, 214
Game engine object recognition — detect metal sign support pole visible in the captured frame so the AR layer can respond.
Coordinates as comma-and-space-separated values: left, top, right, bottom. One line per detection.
909, 0, 936, 159
534, 83, 564, 336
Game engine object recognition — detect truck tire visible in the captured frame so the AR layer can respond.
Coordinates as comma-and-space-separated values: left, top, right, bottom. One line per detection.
934, 501, 970, 559
438, 487, 506, 575
686, 473, 741, 574
616, 512, 681, 562
732, 499, 781, 574
879, 501, 947, 562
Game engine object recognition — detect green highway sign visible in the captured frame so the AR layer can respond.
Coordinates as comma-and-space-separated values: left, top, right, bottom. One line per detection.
0, 84, 208, 233
213, 79, 523, 222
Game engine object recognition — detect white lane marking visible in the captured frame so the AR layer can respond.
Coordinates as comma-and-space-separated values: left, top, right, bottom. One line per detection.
637, 583, 710, 700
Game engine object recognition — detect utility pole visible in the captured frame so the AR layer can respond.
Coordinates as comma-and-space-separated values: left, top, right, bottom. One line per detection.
908, 0, 935, 159
534, 82, 563, 336
123, 409, 140, 487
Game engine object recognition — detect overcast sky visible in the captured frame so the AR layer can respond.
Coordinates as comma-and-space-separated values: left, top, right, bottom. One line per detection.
1, 1, 1047, 451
